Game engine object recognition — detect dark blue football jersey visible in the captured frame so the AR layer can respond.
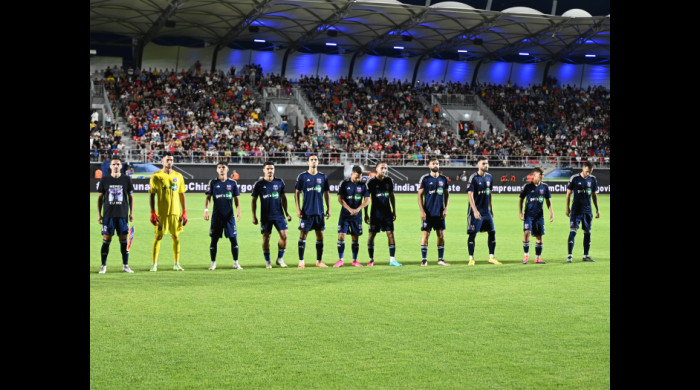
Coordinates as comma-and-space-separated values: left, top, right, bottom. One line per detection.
567, 173, 598, 214
519, 182, 551, 219
251, 177, 286, 221
418, 173, 449, 217
295, 171, 330, 216
466, 171, 492, 216
206, 179, 240, 218
367, 176, 394, 218
338, 179, 369, 217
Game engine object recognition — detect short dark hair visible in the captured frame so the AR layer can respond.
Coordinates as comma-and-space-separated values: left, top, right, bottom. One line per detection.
429, 156, 439, 163
352, 165, 362, 174
110, 157, 122, 163
477, 156, 488, 162
308, 153, 318, 160
263, 161, 274, 168
583, 161, 594, 170
216, 162, 228, 168
375, 160, 387, 168
532, 167, 544, 175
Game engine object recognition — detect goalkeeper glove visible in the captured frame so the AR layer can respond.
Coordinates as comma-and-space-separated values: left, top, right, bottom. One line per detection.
150, 210, 159, 226
181, 209, 188, 226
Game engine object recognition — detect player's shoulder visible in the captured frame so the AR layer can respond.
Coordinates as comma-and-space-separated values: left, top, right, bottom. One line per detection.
467, 172, 479, 182
418, 173, 430, 182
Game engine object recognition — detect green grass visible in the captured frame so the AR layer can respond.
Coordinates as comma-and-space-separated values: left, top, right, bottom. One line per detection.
90, 193, 610, 389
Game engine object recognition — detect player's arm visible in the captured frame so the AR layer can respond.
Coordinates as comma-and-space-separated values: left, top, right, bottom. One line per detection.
417, 188, 426, 221
467, 190, 481, 220
359, 195, 371, 214
338, 193, 352, 215
128, 193, 134, 222
592, 192, 600, 218
389, 190, 397, 221
324, 191, 331, 219
442, 185, 449, 219
545, 197, 554, 222
281, 192, 292, 221
488, 190, 493, 217
234, 196, 241, 222
204, 194, 212, 221
518, 197, 525, 221
97, 193, 104, 224
149, 193, 159, 225
250, 194, 258, 224
179, 192, 188, 225
565, 189, 572, 217
294, 189, 302, 218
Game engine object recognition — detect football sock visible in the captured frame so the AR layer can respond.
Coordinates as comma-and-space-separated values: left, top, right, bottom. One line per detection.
437, 245, 445, 261
367, 244, 375, 260
277, 247, 285, 261
467, 233, 476, 256
351, 240, 359, 261
337, 240, 345, 259
263, 249, 271, 263
388, 244, 396, 258
316, 240, 324, 262
535, 242, 543, 257
523, 241, 529, 255
487, 231, 496, 255
210, 237, 219, 262
172, 236, 181, 264
583, 232, 591, 256
230, 237, 239, 261
421, 245, 428, 261
101, 239, 111, 266
298, 239, 306, 261
568, 231, 577, 255
152, 237, 162, 264
119, 239, 129, 265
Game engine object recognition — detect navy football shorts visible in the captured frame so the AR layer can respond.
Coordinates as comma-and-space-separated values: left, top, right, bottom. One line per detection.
102, 217, 130, 236
467, 213, 495, 233
298, 215, 325, 231
338, 214, 363, 236
210, 213, 237, 238
523, 216, 545, 236
421, 216, 446, 232
368, 215, 394, 233
260, 217, 288, 234
569, 212, 593, 232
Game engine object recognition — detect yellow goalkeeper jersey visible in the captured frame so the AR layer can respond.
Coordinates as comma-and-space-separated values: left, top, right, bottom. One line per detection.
149, 169, 187, 216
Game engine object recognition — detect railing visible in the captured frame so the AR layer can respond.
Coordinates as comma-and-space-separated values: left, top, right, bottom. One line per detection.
89, 149, 609, 169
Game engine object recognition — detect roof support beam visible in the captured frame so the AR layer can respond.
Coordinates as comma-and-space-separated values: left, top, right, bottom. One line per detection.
134, 0, 185, 68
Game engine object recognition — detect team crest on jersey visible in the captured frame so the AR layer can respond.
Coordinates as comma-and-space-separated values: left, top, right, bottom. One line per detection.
486, 181, 490, 186
316, 178, 322, 184
539, 189, 544, 194
356, 187, 362, 193
273, 185, 279, 191
438, 181, 443, 187
226, 185, 232, 191
173, 177, 178, 182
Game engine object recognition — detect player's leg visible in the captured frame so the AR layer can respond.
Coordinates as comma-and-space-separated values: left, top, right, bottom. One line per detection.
436, 227, 449, 266
297, 219, 310, 268
262, 232, 272, 268
366, 230, 376, 266
567, 216, 580, 262
335, 231, 346, 267
466, 212, 479, 265
350, 235, 361, 266
100, 233, 112, 273
276, 224, 289, 267
485, 218, 500, 265
209, 217, 223, 270
420, 227, 431, 266
151, 214, 165, 271
167, 215, 184, 270
386, 230, 401, 266
314, 226, 327, 267
534, 235, 545, 264
522, 220, 532, 264
225, 218, 241, 269
582, 214, 595, 262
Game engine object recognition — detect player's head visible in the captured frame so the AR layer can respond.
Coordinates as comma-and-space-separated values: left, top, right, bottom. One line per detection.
428, 157, 440, 172
307, 153, 319, 168
262, 161, 275, 178
532, 167, 544, 183
216, 162, 229, 177
162, 153, 174, 169
477, 156, 489, 172
375, 161, 388, 178
582, 161, 594, 177
109, 157, 122, 174
350, 165, 362, 181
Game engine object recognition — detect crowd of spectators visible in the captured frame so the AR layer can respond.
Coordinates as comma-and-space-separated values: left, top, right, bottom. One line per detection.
91, 64, 609, 168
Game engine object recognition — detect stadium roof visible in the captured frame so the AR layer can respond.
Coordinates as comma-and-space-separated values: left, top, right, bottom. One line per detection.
90, 0, 609, 64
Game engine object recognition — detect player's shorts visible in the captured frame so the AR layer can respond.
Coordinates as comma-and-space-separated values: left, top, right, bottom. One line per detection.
260, 217, 288, 234
467, 212, 495, 234
299, 215, 325, 231
421, 216, 446, 232
102, 217, 129, 236
154, 214, 183, 237
210, 213, 237, 238
368, 215, 394, 233
338, 214, 363, 236
570, 212, 593, 232
523, 216, 545, 236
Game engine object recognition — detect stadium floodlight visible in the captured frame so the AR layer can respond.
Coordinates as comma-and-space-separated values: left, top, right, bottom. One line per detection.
585, 54, 596, 57
254, 39, 266, 43
458, 50, 468, 53
326, 42, 337, 46
393, 46, 404, 50
519, 52, 529, 56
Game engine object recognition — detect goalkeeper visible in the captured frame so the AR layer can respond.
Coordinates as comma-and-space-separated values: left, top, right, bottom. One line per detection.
148, 153, 188, 271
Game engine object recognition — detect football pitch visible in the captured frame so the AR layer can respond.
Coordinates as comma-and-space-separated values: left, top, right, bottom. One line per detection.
90, 192, 610, 389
